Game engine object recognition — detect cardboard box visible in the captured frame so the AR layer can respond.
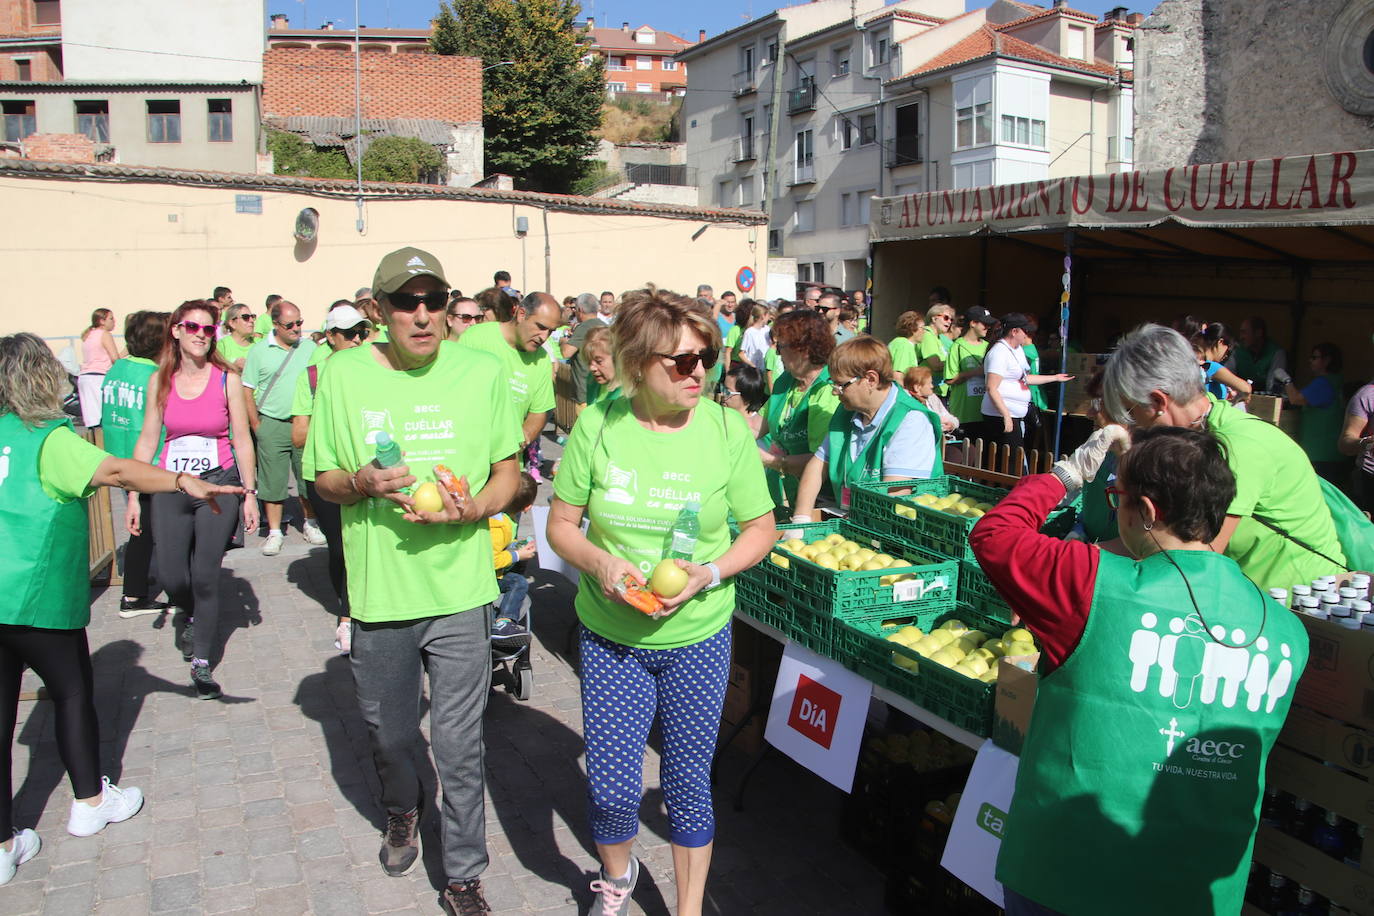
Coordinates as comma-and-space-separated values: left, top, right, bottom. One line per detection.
1248, 394, 1284, 425
1253, 826, 1374, 915
1060, 353, 1107, 416
1291, 614, 1374, 734
991, 656, 1039, 756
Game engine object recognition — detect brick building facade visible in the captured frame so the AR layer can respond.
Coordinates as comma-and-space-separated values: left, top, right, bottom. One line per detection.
0, 0, 63, 81
262, 47, 481, 123
587, 20, 694, 97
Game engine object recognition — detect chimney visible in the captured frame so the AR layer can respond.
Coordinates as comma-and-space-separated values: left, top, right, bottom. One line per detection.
320, 21, 333, 30
698, 28, 706, 42
1127, 12, 1144, 25
270, 13, 289, 29
622, 21, 630, 32
1107, 6, 1128, 20
1052, 0, 1066, 7
587, 16, 595, 28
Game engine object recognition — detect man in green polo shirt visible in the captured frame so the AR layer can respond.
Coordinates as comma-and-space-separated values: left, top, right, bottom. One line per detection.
458, 291, 559, 453
242, 300, 323, 556
305, 247, 520, 914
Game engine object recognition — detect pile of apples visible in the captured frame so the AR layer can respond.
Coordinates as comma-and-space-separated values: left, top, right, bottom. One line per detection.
893, 491, 996, 520
884, 618, 1037, 683
772, 532, 920, 586
863, 728, 972, 772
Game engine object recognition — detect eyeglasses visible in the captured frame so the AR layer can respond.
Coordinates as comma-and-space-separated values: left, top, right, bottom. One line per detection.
336, 326, 370, 341
656, 348, 719, 375
450, 312, 483, 324
815, 305, 834, 314
719, 388, 740, 401
832, 376, 861, 395
1105, 485, 1123, 510
276, 319, 305, 329
236, 313, 256, 322
176, 320, 215, 337
388, 291, 449, 313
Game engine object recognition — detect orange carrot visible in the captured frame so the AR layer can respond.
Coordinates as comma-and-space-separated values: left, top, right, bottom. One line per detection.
617, 576, 664, 616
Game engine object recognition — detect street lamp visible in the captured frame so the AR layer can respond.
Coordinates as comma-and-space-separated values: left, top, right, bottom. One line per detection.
483, 61, 516, 71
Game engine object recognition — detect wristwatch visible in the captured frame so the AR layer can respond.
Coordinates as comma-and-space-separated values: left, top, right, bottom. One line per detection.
704, 562, 722, 591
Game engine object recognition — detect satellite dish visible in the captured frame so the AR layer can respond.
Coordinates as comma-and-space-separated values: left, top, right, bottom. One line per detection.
294, 207, 319, 242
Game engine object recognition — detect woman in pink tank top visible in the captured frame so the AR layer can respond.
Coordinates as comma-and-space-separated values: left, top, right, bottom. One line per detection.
77, 309, 119, 429
131, 301, 258, 700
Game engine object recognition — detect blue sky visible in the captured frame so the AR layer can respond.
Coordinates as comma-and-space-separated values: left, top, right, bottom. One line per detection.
273, 1, 1156, 44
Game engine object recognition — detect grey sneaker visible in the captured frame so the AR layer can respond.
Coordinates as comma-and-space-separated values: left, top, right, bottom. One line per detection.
588, 856, 638, 916
191, 664, 221, 700
380, 805, 421, 877
440, 879, 492, 915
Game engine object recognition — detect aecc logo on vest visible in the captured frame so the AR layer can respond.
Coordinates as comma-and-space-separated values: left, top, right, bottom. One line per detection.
1156, 716, 1248, 778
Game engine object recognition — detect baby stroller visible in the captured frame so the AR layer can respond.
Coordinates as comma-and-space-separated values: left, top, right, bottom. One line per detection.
491, 569, 534, 701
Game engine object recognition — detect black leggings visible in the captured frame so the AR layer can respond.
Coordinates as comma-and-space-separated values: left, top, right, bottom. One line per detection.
122, 492, 158, 600
0, 625, 101, 835
152, 465, 243, 662
304, 481, 348, 616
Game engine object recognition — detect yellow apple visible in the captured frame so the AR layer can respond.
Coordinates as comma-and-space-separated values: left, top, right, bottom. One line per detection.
769, 552, 791, 569
1005, 641, 1037, 657
842, 554, 867, 571
967, 508, 986, 519
892, 650, 919, 671
824, 533, 846, 546
893, 625, 924, 645
979, 667, 1000, 683
912, 636, 943, 657
650, 559, 689, 598
1003, 627, 1035, 645
964, 630, 990, 646
873, 553, 895, 566
971, 647, 998, 664
782, 538, 806, 552
960, 655, 990, 676
928, 629, 957, 647
413, 481, 445, 514
853, 548, 876, 562
929, 647, 963, 668
938, 619, 969, 635
814, 554, 840, 570
982, 639, 1006, 656
861, 560, 886, 571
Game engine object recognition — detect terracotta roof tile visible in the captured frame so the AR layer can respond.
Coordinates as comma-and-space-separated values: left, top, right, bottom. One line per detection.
901, 25, 1118, 79
589, 26, 691, 54
995, 4, 1099, 30
864, 9, 946, 26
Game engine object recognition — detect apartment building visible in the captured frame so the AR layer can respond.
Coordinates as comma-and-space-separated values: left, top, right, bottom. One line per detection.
680, 0, 1136, 292
0, 0, 264, 171
266, 15, 432, 54
587, 20, 694, 98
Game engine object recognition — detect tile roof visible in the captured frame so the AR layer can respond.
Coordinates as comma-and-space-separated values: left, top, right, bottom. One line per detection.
0, 158, 766, 224
589, 26, 691, 54
995, 4, 1100, 30
266, 117, 462, 163
864, 9, 946, 27
901, 24, 1118, 79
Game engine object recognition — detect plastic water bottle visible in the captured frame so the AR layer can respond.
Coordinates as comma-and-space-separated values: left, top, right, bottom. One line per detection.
1314, 809, 1350, 860
373, 430, 403, 469
666, 501, 701, 560
1322, 594, 1345, 618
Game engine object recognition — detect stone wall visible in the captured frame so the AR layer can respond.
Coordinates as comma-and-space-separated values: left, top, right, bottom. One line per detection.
1136, 0, 1374, 169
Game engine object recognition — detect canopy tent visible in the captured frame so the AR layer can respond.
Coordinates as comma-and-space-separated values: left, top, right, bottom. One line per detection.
866, 149, 1374, 455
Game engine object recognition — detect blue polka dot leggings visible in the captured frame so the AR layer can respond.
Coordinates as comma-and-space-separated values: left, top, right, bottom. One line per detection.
579, 622, 732, 848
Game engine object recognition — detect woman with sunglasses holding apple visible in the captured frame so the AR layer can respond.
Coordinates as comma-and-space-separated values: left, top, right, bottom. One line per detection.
548, 288, 776, 916
131, 301, 258, 699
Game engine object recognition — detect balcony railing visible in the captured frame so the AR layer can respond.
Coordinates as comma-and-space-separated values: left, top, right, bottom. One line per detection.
733, 137, 756, 163
886, 134, 922, 167
790, 159, 815, 185
787, 81, 816, 114
733, 69, 757, 97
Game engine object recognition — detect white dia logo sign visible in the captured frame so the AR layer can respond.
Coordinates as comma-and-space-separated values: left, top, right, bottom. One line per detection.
1160, 717, 1186, 756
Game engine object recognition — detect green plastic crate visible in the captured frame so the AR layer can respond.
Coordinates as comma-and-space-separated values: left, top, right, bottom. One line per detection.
758, 518, 957, 618
831, 607, 1009, 737
734, 573, 836, 656
957, 559, 1014, 625
850, 476, 1077, 562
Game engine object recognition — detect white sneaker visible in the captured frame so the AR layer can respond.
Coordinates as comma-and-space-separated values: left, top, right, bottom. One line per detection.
66, 778, 144, 837
303, 521, 328, 546
261, 531, 285, 557
0, 829, 40, 885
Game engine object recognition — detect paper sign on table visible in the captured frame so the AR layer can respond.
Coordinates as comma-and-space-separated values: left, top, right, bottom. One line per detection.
530, 506, 588, 582
941, 740, 1021, 907
764, 641, 872, 791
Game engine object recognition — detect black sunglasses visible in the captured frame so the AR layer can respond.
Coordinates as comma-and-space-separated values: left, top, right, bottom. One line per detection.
276, 319, 305, 329
656, 348, 719, 375
337, 326, 370, 341
387, 291, 449, 313
236, 312, 256, 322
449, 312, 483, 324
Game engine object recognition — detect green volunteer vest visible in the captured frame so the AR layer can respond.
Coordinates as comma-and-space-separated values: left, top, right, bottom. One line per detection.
1077, 452, 1119, 543
1300, 373, 1345, 464
99, 356, 158, 460
762, 367, 832, 508
1023, 342, 1047, 410
946, 338, 988, 424
825, 388, 944, 506
997, 549, 1308, 915
1234, 340, 1280, 388
0, 415, 92, 629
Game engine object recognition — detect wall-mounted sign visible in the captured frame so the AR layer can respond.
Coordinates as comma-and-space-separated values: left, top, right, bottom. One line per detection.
234, 194, 262, 214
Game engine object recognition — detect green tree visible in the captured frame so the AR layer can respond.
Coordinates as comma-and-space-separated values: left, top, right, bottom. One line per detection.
266, 129, 352, 180
431, 0, 605, 192
361, 136, 446, 183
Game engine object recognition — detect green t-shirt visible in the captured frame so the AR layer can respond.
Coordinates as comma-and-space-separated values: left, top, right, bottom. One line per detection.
242, 336, 318, 421
253, 313, 273, 338
765, 347, 781, 381
1205, 395, 1347, 589
915, 331, 944, 379
725, 324, 744, 359
457, 321, 556, 417
39, 426, 106, 502
217, 333, 258, 367
99, 356, 158, 460
1023, 342, 1047, 409
889, 337, 917, 374
303, 343, 523, 622
946, 338, 989, 424
290, 346, 340, 421
553, 398, 774, 649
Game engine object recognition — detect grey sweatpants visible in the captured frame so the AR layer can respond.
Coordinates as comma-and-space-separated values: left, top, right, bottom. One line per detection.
350, 607, 492, 884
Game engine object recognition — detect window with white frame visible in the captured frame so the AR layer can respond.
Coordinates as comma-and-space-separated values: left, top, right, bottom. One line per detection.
832, 45, 850, 77
1066, 25, 1087, 60
740, 112, 755, 159
857, 189, 874, 225
794, 199, 815, 232
741, 44, 756, 73
1000, 115, 1045, 148
636, 83, 652, 92
608, 56, 627, 70
954, 74, 992, 148
662, 59, 678, 70
635, 28, 655, 44
794, 129, 814, 181
636, 55, 652, 69
840, 112, 876, 150
608, 82, 627, 92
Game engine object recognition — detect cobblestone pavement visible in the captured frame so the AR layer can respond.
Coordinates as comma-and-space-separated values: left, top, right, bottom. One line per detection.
7, 442, 886, 915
